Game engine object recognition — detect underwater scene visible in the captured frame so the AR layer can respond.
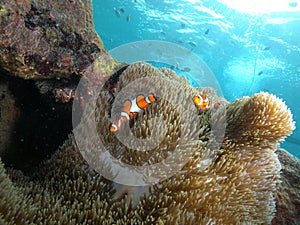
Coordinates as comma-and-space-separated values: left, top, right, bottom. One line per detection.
0, 0, 300, 224
94, 0, 300, 158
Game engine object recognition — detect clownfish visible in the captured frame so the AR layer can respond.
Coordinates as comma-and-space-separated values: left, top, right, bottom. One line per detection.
110, 94, 156, 132
193, 92, 210, 110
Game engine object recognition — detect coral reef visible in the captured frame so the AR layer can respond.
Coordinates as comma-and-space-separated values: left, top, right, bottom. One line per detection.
272, 148, 300, 225
0, 72, 76, 171
0, 0, 105, 79
0, 0, 125, 170
0, 62, 296, 224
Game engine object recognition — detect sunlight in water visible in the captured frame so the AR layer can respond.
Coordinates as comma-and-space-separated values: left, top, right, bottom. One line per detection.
219, 0, 300, 14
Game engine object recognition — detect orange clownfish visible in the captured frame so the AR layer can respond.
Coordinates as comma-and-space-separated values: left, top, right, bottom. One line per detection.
193, 92, 210, 110
110, 94, 156, 132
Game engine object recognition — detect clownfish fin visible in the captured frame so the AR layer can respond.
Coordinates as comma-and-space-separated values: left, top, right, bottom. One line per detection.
122, 100, 134, 119
110, 119, 122, 132
110, 115, 129, 133
110, 124, 117, 132
146, 93, 156, 104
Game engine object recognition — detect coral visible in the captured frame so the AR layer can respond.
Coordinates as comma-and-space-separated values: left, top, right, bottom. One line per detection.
0, 62, 296, 224
0, 0, 121, 79
0, 72, 77, 171
224, 93, 295, 148
272, 148, 300, 225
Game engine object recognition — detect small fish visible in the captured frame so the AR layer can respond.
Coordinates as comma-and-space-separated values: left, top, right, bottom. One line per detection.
263, 46, 270, 51
183, 67, 191, 72
258, 71, 264, 76
110, 94, 156, 132
289, 2, 298, 7
119, 8, 125, 13
188, 41, 197, 48
193, 93, 210, 110
205, 28, 210, 35
126, 15, 131, 22
181, 22, 186, 28
114, 8, 121, 18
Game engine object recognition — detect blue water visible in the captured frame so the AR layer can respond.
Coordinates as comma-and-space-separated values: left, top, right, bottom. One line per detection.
93, 0, 300, 158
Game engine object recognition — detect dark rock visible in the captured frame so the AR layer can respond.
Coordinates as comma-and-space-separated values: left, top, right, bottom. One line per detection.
0, 0, 126, 170
0, 76, 19, 158
273, 148, 300, 225
0, 0, 108, 79
0, 72, 73, 171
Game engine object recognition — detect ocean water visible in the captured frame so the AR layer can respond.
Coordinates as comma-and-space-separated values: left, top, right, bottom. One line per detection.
93, 0, 300, 158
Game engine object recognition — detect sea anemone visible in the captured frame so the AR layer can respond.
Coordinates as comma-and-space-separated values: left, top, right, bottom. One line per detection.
0, 62, 295, 224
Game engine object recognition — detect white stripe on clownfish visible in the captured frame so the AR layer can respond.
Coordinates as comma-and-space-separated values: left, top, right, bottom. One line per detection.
129, 97, 142, 115
110, 93, 156, 132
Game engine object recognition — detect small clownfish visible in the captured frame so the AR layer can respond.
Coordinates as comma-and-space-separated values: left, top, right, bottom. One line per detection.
110, 94, 156, 132
193, 92, 210, 110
